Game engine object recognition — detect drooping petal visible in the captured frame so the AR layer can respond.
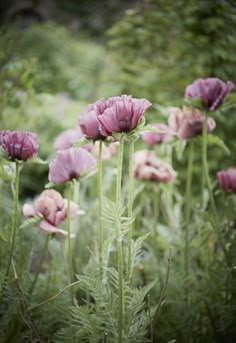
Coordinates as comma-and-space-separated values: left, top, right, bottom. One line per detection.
40, 220, 76, 238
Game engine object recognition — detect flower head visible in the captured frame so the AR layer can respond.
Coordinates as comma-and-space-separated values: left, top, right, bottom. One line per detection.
185, 78, 234, 111
142, 123, 173, 145
54, 128, 83, 151
49, 148, 96, 184
98, 95, 152, 136
78, 98, 107, 140
23, 189, 79, 236
134, 150, 176, 183
168, 106, 216, 139
0, 130, 38, 161
217, 168, 236, 193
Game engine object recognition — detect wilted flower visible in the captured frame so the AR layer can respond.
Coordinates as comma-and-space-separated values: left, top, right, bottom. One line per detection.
142, 123, 173, 145
49, 148, 96, 184
134, 150, 176, 183
0, 130, 38, 161
23, 189, 79, 236
90, 141, 119, 161
185, 78, 234, 111
79, 98, 107, 140
98, 95, 152, 136
217, 168, 236, 193
168, 106, 216, 139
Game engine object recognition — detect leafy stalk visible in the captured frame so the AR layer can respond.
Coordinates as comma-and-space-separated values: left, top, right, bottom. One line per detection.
127, 139, 134, 283
116, 134, 125, 343
98, 140, 104, 276
67, 181, 74, 304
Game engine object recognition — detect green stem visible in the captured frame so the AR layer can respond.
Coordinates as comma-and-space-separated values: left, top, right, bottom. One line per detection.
67, 181, 74, 304
29, 234, 50, 296
116, 134, 125, 343
98, 140, 104, 276
127, 139, 134, 283
5, 160, 20, 278
202, 114, 229, 264
184, 139, 194, 279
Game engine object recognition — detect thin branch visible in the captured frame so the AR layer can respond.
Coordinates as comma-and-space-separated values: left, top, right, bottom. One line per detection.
29, 280, 81, 311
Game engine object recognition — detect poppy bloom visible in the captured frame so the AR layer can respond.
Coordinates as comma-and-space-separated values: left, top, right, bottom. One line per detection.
54, 128, 83, 151
142, 123, 173, 145
168, 106, 216, 139
90, 141, 119, 161
185, 78, 234, 111
0, 130, 38, 161
217, 168, 236, 193
78, 98, 107, 140
23, 189, 80, 236
98, 95, 152, 136
48, 148, 96, 184
134, 150, 176, 183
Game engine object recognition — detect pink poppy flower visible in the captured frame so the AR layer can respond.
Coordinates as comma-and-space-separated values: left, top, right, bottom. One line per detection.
90, 141, 119, 161
54, 128, 83, 151
98, 95, 152, 136
0, 130, 38, 161
142, 123, 173, 145
134, 150, 176, 183
78, 98, 107, 140
185, 78, 234, 111
48, 148, 96, 184
168, 106, 216, 139
217, 168, 236, 193
23, 189, 79, 236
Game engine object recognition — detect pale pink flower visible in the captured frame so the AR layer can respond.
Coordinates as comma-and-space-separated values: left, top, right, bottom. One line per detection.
168, 106, 216, 139
217, 168, 236, 193
134, 150, 176, 183
98, 95, 152, 136
49, 148, 96, 184
90, 141, 119, 161
0, 130, 38, 161
54, 128, 83, 151
23, 189, 79, 236
142, 124, 173, 145
185, 78, 234, 111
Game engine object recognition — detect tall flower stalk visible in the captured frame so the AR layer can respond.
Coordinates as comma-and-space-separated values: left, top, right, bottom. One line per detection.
116, 134, 125, 343
202, 113, 229, 264
98, 140, 104, 275
184, 140, 194, 282
5, 160, 20, 278
127, 139, 134, 283
67, 181, 74, 304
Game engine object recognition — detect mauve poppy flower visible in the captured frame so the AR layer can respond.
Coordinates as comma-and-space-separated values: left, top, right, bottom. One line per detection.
54, 128, 83, 151
134, 150, 176, 183
142, 123, 173, 145
78, 98, 107, 140
49, 148, 96, 184
217, 168, 236, 193
1, 130, 38, 161
23, 189, 79, 236
168, 106, 216, 139
185, 78, 234, 111
98, 95, 152, 136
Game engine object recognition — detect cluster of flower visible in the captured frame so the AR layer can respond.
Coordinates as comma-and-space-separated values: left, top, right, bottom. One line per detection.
0, 78, 235, 237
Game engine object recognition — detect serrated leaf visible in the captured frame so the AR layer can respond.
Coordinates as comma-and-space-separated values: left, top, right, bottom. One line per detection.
73, 137, 91, 148
45, 181, 57, 188
207, 134, 231, 155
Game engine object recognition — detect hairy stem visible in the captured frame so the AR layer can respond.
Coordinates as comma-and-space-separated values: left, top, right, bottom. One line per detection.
127, 139, 134, 283
202, 114, 229, 264
98, 140, 104, 276
116, 134, 125, 343
67, 181, 74, 304
29, 234, 50, 296
184, 139, 194, 280
5, 160, 20, 278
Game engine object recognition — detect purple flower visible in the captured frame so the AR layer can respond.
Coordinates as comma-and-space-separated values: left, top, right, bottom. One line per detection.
185, 78, 234, 111
168, 106, 216, 139
98, 95, 152, 136
54, 128, 83, 151
23, 189, 79, 236
0, 130, 38, 161
134, 150, 176, 183
78, 98, 107, 140
217, 168, 236, 193
142, 123, 173, 145
49, 148, 96, 184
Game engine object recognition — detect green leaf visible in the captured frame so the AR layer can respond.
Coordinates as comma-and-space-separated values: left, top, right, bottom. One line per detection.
26, 157, 48, 165
207, 135, 231, 155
